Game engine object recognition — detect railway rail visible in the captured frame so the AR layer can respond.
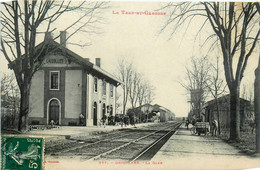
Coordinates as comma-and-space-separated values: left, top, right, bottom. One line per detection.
46, 122, 182, 161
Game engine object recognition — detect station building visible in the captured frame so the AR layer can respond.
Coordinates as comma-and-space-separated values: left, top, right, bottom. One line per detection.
133, 103, 175, 122
153, 104, 175, 122
203, 94, 252, 128
28, 32, 122, 126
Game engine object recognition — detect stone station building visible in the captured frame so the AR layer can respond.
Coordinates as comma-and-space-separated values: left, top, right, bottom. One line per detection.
28, 32, 122, 126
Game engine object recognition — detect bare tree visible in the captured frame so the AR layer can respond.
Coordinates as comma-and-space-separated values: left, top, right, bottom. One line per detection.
254, 2, 260, 154
143, 84, 155, 106
160, 2, 259, 141
137, 80, 147, 106
255, 58, 260, 153
129, 71, 141, 109
180, 56, 211, 120
1, 1, 109, 131
1, 73, 20, 129
116, 57, 133, 115
143, 83, 155, 122
115, 93, 121, 115
205, 55, 228, 134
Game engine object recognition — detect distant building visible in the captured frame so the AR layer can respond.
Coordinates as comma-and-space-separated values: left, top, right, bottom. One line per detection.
132, 103, 175, 122
28, 31, 122, 126
153, 104, 175, 122
203, 95, 251, 128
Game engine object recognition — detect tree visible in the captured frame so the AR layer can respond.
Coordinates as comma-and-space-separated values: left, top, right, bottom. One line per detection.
1, 1, 108, 131
115, 93, 121, 115
137, 80, 147, 106
161, 2, 259, 141
1, 73, 20, 129
255, 56, 260, 153
143, 83, 155, 122
254, 3, 260, 154
205, 55, 228, 134
180, 56, 211, 120
129, 71, 141, 109
116, 57, 133, 115
143, 84, 155, 106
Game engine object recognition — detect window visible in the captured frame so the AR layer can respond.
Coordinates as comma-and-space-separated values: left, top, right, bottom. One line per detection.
110, 85, 113, 97
103, 81, 106, 95
50, 71, 59, 90
94, 78, 98, 92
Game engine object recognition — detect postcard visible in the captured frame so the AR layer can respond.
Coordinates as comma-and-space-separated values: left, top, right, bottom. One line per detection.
1, 1, 260, 170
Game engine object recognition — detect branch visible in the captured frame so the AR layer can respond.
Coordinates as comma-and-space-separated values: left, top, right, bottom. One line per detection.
240, 29, 260, 80
1, 40, 12, 64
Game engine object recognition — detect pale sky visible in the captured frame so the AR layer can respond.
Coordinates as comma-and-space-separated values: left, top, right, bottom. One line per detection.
1, 1, 259, 117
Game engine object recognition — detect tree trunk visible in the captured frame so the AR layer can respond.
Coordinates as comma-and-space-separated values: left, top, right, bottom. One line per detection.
255, 59, 260, 153
18, 80, 30, 132
216, 98, 221, 135
229, 83, 241, 141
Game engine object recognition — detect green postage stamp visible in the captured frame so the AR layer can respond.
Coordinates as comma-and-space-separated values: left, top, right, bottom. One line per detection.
1, 135, 44, 170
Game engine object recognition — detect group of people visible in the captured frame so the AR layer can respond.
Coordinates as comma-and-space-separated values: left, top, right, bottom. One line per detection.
185, 119, 198, 129
99, 115, 107, 128
185, 118, 219, 136
77, 113, 138, 128
116, 115, 136, 128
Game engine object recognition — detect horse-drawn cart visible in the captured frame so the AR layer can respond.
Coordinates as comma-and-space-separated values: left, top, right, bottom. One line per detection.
190, 122, 210, 136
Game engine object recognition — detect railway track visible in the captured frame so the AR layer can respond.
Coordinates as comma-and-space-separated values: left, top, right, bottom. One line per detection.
46, 124, 158, 155
94, 122, 181, 161
46, 122, 182, 161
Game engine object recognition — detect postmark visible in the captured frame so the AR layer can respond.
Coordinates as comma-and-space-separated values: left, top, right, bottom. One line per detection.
1, 135, 44, 170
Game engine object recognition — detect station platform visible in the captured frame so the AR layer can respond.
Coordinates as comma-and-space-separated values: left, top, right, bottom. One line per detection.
151, 124, 260, 169
24, 122, 156, 143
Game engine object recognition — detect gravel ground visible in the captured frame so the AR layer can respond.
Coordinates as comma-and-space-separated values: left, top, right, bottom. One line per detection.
151, 124, 260, 170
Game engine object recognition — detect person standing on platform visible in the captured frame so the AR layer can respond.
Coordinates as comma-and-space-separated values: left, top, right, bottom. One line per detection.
102, 115, 107, 128
79, 113, 85, 126
185, 119, 190, 129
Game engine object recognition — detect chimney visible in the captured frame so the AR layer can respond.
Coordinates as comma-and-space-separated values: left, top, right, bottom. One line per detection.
45, 32, 53, 42
60, 31, 67, 48
95, 58, 101, 67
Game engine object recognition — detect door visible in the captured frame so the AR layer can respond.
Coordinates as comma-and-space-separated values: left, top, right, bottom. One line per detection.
49, 99, 59, 124
102, 104, 106, 118
93, 102, 97, 126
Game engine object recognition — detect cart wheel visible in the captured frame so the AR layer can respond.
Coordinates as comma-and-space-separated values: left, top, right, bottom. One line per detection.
190, 127, 196, 135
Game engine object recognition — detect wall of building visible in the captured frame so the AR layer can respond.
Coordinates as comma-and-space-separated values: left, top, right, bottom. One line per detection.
113, 86, 116, 115
89, 77, 116, 123
28, 54, 119, 126
42, 54, 81, 125
87, 74, 93, 126
205, 101, 249, 129
160, 111, 166, 122
29, 70, 45, 124
65, 70, 82, 119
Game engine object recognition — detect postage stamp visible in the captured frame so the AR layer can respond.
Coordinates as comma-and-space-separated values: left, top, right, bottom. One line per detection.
1, 135, 44, 170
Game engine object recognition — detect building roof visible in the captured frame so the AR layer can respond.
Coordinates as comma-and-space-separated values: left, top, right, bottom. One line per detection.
135, 103, 154, 109
15, 39, 123, 86
135, 103, 175, 116
204, 94, 251, 108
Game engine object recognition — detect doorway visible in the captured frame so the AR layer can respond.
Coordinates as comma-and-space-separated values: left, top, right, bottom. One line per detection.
49, 99, 60, 124
93, 102, 97, 126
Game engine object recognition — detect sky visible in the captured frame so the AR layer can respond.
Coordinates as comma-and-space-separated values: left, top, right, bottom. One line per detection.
1, 1, 259, 117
